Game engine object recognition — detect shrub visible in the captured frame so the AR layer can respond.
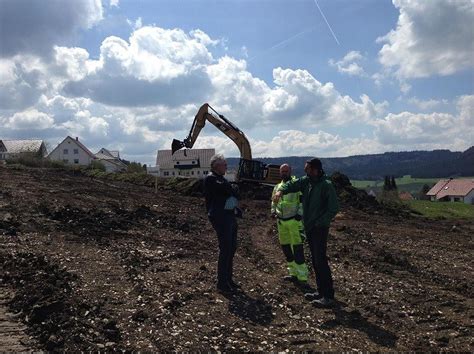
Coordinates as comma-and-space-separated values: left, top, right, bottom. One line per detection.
89, 160, 106, 171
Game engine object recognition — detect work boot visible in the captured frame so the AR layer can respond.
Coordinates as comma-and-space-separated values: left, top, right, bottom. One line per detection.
311, 297, 335, 308
304, 291, 322, 301
283, 275, 298, 282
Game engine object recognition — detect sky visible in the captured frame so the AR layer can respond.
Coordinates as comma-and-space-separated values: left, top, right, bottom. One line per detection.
0, 0, 473, 166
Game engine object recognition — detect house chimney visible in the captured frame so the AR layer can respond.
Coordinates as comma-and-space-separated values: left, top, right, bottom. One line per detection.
76, 137, 79, 141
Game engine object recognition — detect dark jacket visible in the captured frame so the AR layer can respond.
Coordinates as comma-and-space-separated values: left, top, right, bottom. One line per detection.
279, 175, 339, 230
204, 172, 238, 217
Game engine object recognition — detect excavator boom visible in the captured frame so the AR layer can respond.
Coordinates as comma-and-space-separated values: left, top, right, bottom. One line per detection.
172, 103, 252, 160
171, 103, 280, 184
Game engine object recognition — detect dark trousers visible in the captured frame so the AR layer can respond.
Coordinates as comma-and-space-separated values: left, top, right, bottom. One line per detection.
307, 226, 334, 299
209, 212, 238, 286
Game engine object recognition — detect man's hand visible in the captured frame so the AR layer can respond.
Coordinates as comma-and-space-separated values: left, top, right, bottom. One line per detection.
272, 191, 283, 202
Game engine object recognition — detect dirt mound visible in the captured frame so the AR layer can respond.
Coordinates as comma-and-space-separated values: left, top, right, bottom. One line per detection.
1, 251, 121, 350
331, 172, 379, 210
40, 204, 156, 237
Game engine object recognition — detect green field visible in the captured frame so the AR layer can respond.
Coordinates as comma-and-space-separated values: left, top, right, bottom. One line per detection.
351, 175, 440, 189
351, 175, 473, 196
406, 200, 474, 219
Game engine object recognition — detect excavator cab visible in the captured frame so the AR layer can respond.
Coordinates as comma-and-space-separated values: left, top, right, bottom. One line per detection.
238, 159, 280, 184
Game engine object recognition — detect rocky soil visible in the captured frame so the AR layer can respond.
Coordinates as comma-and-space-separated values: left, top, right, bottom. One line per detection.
0, 166, 473, 351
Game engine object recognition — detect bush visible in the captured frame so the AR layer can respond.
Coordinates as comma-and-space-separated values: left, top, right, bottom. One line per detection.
89, 160, 106, 171
126, 162, 146, 174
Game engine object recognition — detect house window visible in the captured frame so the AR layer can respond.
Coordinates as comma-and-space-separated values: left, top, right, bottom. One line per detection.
176, 161, 180, 164
172, 172, 175, 176
163, 171, 169, 176
63, 149, 68, 154
191, 171, 194, 175
74, 159, 79, 164
74, 149, 79, 154
197, 171, 200, 175
192, 161, 195, 164
203, 170, 208, 175
454, 197, 460, 202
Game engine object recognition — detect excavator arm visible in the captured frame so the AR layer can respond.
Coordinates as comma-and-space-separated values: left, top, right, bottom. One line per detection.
171, 103, 281, 184
171, 103, 252, 160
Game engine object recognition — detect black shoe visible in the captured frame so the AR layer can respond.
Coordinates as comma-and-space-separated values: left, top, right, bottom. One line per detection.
304, 291, 322, 301
283, 275, 298, 282
228, 280, 241, 289
311, 297, 335, 308
217, 283, 233, 293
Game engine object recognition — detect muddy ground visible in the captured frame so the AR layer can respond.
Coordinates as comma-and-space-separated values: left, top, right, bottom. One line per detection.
0, 166, 473, 351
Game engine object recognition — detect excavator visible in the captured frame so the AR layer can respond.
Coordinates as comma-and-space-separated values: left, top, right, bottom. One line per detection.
171, 103, 281, 184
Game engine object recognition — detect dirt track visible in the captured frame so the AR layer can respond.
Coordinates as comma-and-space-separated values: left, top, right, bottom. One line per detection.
1, 166, 473, 351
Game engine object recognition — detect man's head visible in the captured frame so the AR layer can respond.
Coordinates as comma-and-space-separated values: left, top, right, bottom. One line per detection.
304, 158, 323, 178
210, 154, 227, 176
279, 163, 292, 182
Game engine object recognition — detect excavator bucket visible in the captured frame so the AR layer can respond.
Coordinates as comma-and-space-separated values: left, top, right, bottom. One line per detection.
171, 139, 185, 154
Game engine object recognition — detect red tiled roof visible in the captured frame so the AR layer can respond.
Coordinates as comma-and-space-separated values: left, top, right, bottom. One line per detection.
399, 191, 414, 201
426, 179, 450, 196
435, 179, 474, 199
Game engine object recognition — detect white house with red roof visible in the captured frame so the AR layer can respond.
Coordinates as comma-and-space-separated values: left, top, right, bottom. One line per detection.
48, 136, 96, 166
426, 179, 474, 204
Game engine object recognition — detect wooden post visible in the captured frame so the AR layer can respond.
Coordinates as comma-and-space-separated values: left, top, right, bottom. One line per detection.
155, 176, 158, 194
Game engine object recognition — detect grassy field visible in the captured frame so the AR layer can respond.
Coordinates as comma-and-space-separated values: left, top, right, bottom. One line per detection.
351, 175, 474, 196
351, 175, 440, 189
406, 200, 474, 219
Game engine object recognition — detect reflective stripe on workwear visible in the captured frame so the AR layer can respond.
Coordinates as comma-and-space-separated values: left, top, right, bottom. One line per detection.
271, 177, 303, 219
277, 218, 308, 282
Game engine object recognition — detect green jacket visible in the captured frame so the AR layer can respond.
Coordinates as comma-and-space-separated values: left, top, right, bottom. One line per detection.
271, 176, 303, 219
278, 175, 339, 230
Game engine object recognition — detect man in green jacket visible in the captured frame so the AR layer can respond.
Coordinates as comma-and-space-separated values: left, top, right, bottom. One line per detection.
273, 158, 339, 307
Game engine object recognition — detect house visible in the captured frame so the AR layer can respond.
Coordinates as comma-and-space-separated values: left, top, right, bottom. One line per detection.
399, 191, 414, 201
0, 139, 47, 161
48, 136, 96, 166
156, 148, 215, 178
94, 148, 127, 172
426, 179, 474, 204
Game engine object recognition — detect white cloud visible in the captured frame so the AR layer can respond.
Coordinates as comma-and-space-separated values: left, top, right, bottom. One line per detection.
0, 0, 103, 58
373, 95, 473, 149
61, 26, 215, 106
110, 0, 119, 7
378, 0, 474, 79
127, 17, 143, 30
329, 51, 366, 76
5, 109, 54, 130
408, 97, 449, 111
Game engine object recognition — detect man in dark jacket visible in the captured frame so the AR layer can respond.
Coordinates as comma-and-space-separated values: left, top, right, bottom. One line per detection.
204, 154, 240, 293
273, 158, 339, 307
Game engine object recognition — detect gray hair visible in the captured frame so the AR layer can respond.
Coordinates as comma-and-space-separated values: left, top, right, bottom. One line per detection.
210, 153, 226, 170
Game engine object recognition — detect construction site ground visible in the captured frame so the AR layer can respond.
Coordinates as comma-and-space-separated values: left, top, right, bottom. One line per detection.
0, 166, 472, 351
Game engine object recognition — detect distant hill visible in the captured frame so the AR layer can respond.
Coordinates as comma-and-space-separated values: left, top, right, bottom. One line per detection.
227, 147, 474, 180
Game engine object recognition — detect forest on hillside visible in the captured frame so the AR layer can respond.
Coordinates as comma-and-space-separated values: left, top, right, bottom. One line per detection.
227, 147, 474, 180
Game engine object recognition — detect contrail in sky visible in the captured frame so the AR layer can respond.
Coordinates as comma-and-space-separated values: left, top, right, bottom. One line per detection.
248, 26, 315, 62
313, 0, 340, 45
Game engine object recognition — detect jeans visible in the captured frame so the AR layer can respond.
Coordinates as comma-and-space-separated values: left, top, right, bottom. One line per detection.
209, 212, 238, 286
307, 226, 334, 299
